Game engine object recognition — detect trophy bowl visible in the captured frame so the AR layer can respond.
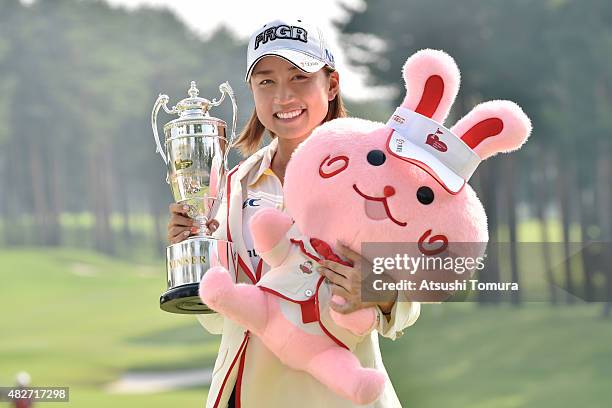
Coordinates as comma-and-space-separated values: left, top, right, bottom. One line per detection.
152, 81, 237, 314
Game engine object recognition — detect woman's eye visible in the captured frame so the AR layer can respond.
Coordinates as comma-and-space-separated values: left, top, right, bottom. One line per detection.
293, 75, 308, 81
259, 79, 272, 86
416, 186, 435, 205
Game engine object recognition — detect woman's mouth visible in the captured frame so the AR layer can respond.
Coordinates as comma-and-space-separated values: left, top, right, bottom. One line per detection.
353, 184, 407, 227
274, 108, 305, 121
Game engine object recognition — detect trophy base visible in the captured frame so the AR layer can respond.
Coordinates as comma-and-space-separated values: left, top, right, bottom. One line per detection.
161, 236, 234, 315
160, 284, 214, 314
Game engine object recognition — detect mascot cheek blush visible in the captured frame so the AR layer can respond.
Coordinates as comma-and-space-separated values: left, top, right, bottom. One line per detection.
199, 49, 531, 405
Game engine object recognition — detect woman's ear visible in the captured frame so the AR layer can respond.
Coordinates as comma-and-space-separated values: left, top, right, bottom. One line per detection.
328, 70, 340, 101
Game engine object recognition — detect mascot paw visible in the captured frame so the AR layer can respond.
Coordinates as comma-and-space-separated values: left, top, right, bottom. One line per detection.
250, 207, 293, 253
199, 266, 233, 308
354, 369, 386, 405
330, 295, 377, 335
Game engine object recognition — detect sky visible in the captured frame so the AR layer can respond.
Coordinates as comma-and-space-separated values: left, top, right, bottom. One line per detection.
98, 0, 383, 100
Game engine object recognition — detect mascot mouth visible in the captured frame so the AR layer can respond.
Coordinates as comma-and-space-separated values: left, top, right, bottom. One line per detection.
352, 184, 407, 227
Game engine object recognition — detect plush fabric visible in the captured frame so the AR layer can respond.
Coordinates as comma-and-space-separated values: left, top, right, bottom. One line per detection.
199, 48, 531, 405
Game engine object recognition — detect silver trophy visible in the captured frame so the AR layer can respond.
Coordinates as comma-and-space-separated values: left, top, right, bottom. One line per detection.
152, 81, 237, 314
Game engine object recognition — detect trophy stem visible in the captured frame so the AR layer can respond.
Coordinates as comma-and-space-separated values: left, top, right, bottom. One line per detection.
194, 215, 211, 237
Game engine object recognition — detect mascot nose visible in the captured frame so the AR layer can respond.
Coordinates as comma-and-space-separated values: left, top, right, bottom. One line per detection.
384, 186, 395, 197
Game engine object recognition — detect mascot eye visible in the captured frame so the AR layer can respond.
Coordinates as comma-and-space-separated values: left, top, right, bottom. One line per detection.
367, 150, 386, 166
416, 186, 435, 205
319, 155, 349, 179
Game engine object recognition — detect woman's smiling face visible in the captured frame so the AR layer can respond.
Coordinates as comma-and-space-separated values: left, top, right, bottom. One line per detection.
250, 56, 338, 142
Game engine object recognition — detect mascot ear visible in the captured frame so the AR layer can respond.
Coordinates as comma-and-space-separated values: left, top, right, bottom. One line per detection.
400, 49, 460, 124
450, 100, 532, 160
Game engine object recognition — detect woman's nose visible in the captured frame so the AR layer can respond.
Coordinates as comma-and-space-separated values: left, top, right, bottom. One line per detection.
273, 85, 296, 104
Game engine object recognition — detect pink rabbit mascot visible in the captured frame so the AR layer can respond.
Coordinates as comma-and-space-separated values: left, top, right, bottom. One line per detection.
199, 49, 531, 405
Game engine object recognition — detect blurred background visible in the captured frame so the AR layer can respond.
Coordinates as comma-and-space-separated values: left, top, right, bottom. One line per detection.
1, 0, 611, 407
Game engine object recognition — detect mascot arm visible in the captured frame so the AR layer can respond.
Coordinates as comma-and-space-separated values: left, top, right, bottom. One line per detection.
250, 207, 294, 267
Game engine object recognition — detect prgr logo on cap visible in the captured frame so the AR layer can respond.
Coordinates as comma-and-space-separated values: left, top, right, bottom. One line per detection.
254, 25, 308, 50
245, 19, 336, 82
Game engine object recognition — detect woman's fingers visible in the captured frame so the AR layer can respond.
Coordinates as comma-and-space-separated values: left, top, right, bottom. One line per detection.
329, 281, 351, 298
317, 260, 350, 280
207, 219, 219, 233
317, 265, 350, 292
169, 202, 190, 215
168, 203, 193, 244
168, 203, 220, 243
170, 213, 194, 227
335, 243, 362, 265
170, 231, 191, 244
168, 225, 189, 238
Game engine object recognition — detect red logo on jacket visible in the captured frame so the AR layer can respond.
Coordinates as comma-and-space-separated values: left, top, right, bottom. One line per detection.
426, 129, 448, 152
299, 260, 313, 274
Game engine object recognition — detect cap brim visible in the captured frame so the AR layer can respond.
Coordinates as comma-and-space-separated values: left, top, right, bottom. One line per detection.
245, 50, 326, 82
386, 131, 465, 194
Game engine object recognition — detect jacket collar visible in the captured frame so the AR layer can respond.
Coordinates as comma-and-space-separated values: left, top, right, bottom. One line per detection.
227, 137, 279, 281
234, 137, 278, 185
247, 137, 278, 187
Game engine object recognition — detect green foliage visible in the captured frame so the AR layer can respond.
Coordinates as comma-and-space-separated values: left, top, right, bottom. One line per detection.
0, 0, 250, 218
339, 0, 612, 152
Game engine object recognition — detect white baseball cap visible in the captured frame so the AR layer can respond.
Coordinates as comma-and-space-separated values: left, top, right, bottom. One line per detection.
386, 106, 482, 194
245, 19, 336, 82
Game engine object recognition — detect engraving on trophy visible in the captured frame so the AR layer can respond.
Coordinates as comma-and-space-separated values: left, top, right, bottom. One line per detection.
174, 158, 193, 170
168, 255, 208, 269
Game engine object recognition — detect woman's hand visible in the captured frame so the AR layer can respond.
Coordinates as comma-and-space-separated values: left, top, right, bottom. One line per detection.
316, 242, 397, 315
167, 203, 219, 244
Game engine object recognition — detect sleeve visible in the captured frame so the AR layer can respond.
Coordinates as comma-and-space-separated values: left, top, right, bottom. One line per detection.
195, 313, 224, 335
374, 295, 421, 341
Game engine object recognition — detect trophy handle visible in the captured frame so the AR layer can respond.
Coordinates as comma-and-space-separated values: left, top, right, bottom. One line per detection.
212, 82, 237, 171
151, 93, 179, 166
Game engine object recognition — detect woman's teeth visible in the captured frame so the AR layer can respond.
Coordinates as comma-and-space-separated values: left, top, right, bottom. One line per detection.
275, 109, 303, 119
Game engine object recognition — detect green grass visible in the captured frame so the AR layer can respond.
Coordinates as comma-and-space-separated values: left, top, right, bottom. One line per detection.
1, 248, 611, 407
382, 303, 612, 407
0, 248, 218, 407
